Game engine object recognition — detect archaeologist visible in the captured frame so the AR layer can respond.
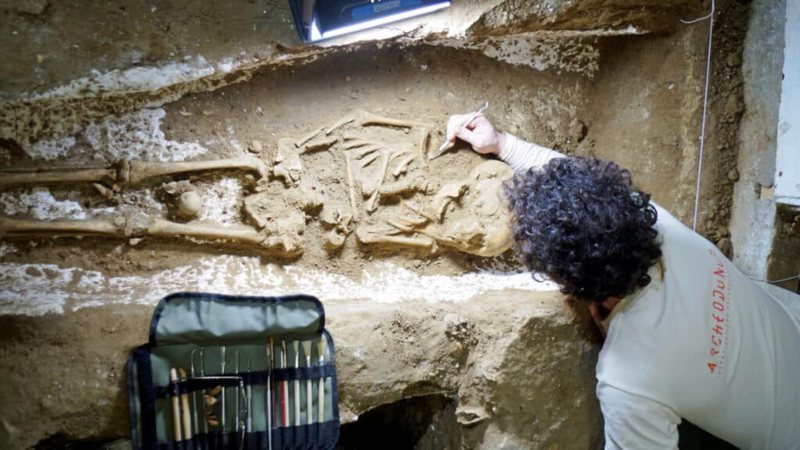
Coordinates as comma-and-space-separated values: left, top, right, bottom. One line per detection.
443, 113, 800, 449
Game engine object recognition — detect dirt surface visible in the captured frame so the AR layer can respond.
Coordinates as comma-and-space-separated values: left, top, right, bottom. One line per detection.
0, 294, 602, 450
0, 0, 752, 448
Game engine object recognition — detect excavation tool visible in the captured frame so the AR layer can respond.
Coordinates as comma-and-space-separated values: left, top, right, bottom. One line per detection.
303, 340, 313, 424
234, 350, 241, 434
430, 101, 489, 160
289, 0, 451, 43
293, 340, 301, 426
281, 340, 289, 426
190, 350, 201, 444
199, 348, 209, 434
246, 360, 253, 433
178, 368, 192, 440
220, 346, 227, 431
267, 338, 274, 450
128, 293, 341, 449
169, 368, 183, 442
317, 337, 327, 423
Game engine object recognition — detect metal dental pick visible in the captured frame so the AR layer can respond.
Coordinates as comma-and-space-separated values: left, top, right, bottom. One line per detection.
430, 101, 489, 160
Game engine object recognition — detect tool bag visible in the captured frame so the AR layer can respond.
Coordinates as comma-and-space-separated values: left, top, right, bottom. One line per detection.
127, 292, 340, 450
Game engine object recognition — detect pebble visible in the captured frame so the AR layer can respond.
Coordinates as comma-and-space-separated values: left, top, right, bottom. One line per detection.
248, 140, 263, 153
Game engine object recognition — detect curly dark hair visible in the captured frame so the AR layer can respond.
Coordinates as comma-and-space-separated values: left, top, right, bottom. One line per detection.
505, 157, 661, 303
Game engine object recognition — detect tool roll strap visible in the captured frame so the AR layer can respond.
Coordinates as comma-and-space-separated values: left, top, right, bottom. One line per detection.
128, 292, 340, 450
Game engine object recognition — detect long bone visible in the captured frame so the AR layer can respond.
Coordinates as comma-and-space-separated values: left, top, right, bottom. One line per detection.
121, 155, 269, 184
0, 216, 307, 256
0, 167, 118, 188
359, 111, 426, 129
0, 156, 269, 190
0, 216, 122, 237
356, 228, 435, 249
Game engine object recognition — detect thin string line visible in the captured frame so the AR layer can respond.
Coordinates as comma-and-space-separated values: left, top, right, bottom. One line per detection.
682, 0, 716, 231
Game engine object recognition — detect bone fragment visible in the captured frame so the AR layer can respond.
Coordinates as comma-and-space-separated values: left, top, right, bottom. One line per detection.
295, 126, 325, 148
356, 229, 435, 249
392, 155, 415, 178
92, 183, 116, 201
122, 156, 268, 184
343, 139, 383, 150
385, 218, 415, 232
380, 177, 431, 197
431, 181, 469, 221
0, 167, 117, 188
365, 152, 393, 213
344, 153, 359, 219
177, 191, 203, 219
301, 136, 338, 154
273, 152, 304, 186
326, 116, 355, 135
402, 201, 438, 223
360, 112, 426, 129
0, 216, 122, 238
324, 229, 346, 250
147, 219, 268, 247
359, 151, 381, 169
418, 128, 430, 166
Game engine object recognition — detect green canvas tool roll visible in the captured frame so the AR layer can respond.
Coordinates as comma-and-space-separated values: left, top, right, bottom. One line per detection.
127, 292, 340, 450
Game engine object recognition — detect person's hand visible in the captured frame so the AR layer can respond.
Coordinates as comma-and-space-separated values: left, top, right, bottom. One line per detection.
444, 113, 505, 156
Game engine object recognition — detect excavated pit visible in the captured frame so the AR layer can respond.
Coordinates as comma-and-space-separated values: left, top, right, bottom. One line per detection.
0, 0, 750, 448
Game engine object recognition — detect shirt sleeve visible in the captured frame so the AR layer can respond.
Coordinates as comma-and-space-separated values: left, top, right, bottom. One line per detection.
497, 132, 566, 172
598, 383, 681, 450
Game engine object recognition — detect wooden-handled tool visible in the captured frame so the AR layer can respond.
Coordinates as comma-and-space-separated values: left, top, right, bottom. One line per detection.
178, 368, 193, 440
169, 368, 183, 442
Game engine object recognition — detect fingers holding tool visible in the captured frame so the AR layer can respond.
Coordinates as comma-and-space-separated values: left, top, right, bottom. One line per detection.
430, 101, 491, 160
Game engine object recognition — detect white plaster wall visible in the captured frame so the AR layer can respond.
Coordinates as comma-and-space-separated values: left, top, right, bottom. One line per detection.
775, 0, 800, 206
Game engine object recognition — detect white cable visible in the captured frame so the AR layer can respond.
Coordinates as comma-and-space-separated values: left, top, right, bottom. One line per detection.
683, 0, 716, 231
749, 273, 800, 284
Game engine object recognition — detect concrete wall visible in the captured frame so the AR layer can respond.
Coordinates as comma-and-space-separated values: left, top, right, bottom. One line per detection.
729, 0, 785, 278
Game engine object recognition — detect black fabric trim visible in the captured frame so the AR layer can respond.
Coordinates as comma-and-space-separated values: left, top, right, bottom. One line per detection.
127, 349, 141, 449
148, 292, 326, 345
150, 421, 339, 450
322, 330, 341, 442
134, 345, 158, 447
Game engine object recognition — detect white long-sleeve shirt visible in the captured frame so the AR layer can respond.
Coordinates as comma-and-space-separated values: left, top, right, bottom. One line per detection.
498, 133, 800, 449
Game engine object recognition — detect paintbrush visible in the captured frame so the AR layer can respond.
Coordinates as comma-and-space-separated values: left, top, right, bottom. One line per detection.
169, 368, 183, 442
303, 340, 312, 424
429, 101, 489, 160
317, 337, 327, 423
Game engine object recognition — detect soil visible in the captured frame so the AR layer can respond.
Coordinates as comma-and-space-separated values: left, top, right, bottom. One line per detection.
0, 0, 751, 448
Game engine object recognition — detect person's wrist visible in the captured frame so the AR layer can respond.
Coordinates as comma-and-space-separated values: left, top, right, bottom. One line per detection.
494, 131, 506, 156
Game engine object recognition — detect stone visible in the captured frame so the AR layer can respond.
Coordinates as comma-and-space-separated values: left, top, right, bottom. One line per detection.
248, 140, 263, 154
716, 237, 733, 258
727, 168, 740, 182
568, 118, 588, 143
